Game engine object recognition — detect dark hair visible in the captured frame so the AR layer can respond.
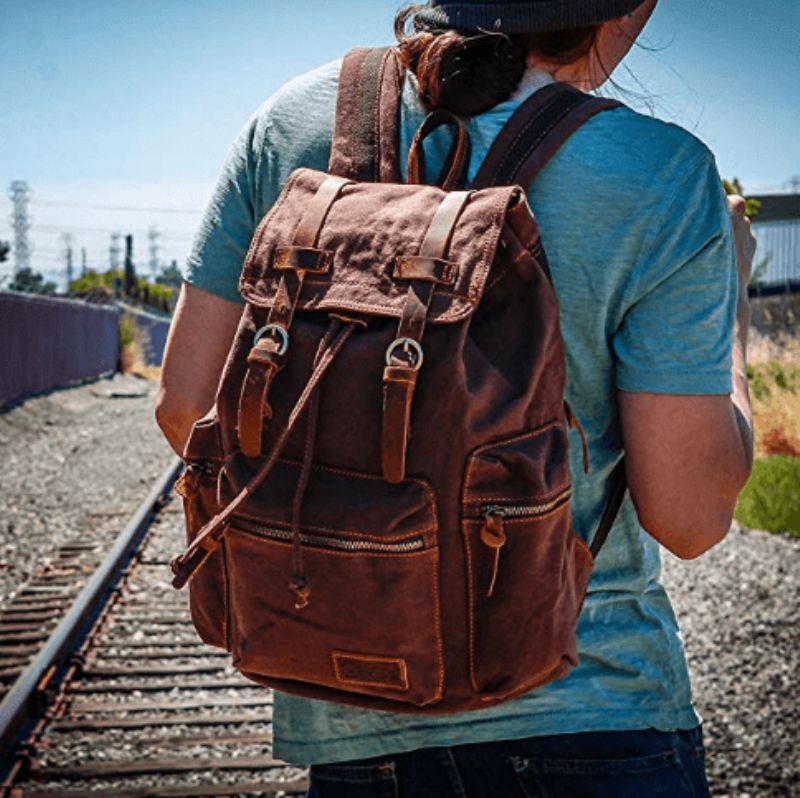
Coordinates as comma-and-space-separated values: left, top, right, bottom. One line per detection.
395, 5, 600, 117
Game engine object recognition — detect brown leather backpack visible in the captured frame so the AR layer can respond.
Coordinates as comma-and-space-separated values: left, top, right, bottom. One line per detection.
170, 47, 627, 714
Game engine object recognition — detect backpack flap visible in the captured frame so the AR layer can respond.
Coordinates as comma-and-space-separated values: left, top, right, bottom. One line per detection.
239, 167, 525, 324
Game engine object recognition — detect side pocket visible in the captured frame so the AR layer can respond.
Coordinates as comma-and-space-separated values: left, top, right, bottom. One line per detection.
177, 413, 229, 651
462, 420, 593, 699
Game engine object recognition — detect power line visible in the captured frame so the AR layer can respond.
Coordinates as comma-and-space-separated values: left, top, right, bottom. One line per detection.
28, 198, 204, 215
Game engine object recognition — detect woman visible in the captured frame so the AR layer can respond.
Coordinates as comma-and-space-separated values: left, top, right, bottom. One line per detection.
157, 1, 755, 795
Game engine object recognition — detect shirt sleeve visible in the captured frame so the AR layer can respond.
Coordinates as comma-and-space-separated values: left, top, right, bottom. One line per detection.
182, 114, 263, 305
613, 149, 738, 395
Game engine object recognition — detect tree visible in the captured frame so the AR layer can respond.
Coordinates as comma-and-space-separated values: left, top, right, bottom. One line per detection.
0, 241, 10, 264
9, 267, 56, 295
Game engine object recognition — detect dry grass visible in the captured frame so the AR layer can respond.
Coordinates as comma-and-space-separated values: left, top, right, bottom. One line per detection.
747, 332, 800, 458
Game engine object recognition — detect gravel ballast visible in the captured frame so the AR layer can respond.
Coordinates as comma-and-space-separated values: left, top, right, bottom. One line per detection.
0, 378, 796, 795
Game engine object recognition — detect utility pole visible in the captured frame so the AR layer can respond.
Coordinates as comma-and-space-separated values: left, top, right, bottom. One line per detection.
109, 232, 122, 271
147, 225, 161, 278
81, 247, 88, 277
60, 232, 75, 289
8, 181, 32, 276
124, 234, 137, 297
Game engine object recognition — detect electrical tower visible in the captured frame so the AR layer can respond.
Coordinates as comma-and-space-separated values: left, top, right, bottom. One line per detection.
147, 225, 161, 277
109, 232, 122, 271
8, 181, 32, 276
61, 233, 75, 288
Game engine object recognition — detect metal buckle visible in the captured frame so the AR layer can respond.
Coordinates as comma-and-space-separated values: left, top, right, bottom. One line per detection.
253, 324, 290, 355
385, 337, 424, 371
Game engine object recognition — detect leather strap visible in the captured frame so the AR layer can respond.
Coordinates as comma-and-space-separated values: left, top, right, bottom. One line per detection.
237, 176, 351, 457
329, 47, 404, 183
471, 83, 622, 190
172, 319, 360, 590
381, 365, 420, 484
396, 191, 471, 342
407, 110, 471, 191
381, 191, 471, 482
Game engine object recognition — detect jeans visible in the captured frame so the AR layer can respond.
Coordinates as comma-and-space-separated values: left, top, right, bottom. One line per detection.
307, 726, 710, 798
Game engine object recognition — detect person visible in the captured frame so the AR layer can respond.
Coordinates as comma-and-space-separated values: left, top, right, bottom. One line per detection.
156, 1, 756, 794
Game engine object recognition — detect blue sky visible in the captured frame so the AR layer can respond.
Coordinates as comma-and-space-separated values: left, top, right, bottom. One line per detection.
1, 0, 798, 287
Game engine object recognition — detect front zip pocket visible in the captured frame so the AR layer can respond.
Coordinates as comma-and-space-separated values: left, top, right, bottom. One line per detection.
462, 422, 593, 699
221, 458, 445, 708
479, 487, 573, 598
229, 517, 426, 555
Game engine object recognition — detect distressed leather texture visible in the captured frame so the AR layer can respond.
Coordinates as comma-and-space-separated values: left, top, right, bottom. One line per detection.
170, 47, 617, 714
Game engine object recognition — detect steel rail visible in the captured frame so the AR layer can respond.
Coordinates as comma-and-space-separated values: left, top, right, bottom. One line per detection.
0, 456, 182, 761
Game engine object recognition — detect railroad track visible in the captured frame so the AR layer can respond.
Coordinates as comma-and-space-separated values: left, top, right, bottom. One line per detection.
0, 460, 309, 797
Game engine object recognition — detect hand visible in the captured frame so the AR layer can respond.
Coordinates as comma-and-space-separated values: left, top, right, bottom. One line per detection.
727, 195, 757, 289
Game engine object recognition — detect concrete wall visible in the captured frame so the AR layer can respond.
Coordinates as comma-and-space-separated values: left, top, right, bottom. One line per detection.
1, 291, 120, 406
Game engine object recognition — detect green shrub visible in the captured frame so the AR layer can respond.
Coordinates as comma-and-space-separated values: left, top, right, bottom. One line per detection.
735, 456, 800, 536
119, 314, 135, 349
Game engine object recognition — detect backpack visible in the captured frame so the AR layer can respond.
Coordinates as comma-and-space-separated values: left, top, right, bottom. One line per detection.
170, 47, 627, 714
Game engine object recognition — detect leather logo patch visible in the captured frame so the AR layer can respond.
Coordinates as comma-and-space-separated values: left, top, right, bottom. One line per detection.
332, 651, 409, 692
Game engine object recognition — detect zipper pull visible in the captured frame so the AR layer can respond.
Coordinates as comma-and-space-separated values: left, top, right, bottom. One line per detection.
480, 508, 507, 598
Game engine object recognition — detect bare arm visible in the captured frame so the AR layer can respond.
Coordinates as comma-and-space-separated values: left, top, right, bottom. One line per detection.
155, 282, 244, 456
618, 196, 755, 560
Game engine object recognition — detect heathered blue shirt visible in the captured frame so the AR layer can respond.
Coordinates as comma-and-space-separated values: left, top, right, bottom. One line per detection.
184, 58, 737, 766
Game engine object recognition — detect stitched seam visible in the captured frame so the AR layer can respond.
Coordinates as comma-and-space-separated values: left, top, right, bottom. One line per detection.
488, 98, 556, 184
489, 94, 568, 184
241, 170, 303, 282
431, 546, 445, 701
464, 486, 571, 505
373, 50, 387, 183
503, 97, 584, 183
462, 419, 561, 500
221, 538, 231, 650
462, 521, 480, 693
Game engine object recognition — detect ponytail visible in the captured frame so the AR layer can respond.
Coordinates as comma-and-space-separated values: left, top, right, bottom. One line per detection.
395, 4, 599, 117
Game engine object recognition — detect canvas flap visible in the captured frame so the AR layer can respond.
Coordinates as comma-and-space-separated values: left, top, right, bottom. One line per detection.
239, 168, 525, 324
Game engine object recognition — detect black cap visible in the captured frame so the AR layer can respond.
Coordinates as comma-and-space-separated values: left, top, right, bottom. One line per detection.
415, 0, 647, 33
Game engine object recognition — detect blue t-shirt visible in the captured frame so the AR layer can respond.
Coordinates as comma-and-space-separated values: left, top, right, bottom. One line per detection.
184, 58, 737, 766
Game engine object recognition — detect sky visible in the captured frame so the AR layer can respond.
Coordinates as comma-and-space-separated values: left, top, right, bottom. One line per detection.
1, 0, 798, 289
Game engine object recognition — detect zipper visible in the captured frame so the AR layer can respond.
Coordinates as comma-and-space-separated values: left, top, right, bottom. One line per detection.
478, 486, 572, 598
230, 517, 425, 555
481, 486, 573, 520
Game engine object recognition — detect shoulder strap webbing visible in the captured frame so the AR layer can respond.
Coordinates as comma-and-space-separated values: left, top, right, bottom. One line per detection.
472, 82, 627, 556
471, 82, 622, 190
328, 47, 405, 183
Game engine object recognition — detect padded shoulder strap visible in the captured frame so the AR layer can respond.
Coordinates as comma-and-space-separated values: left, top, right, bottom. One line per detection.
470, 82, 622, 190
328, 47, 405, 183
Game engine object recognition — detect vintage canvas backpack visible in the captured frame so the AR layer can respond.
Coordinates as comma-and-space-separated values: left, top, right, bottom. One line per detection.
170, 47, 627, 714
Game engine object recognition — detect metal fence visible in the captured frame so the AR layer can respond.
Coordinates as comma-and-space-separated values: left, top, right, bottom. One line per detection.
751, 194, 800, 291
0, 291, 120, 407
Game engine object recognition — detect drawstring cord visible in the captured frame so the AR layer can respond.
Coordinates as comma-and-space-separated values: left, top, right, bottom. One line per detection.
288, 318, 343, 609
170, 316, 361, 590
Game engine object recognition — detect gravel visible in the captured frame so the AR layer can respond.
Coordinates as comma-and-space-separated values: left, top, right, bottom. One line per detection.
0, 373, 173, 608
0, 378, 797, 795
662, 525, 799, 797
